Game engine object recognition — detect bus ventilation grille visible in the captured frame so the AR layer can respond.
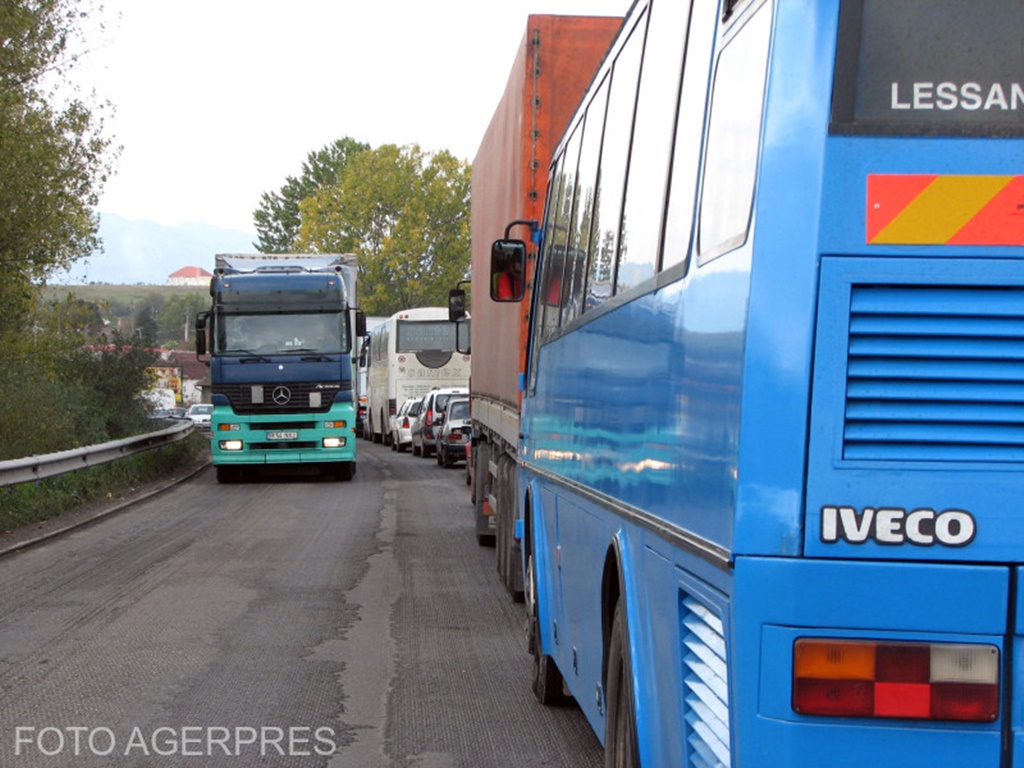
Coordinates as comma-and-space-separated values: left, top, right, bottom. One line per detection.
682, 595, 730, 768
844, 284, 1024, 463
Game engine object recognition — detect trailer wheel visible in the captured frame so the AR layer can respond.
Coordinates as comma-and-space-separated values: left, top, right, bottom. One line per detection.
473, 442, 494, 546
496, 454, 524, 602
528, 549, 569, 705
605, 600, 639, 768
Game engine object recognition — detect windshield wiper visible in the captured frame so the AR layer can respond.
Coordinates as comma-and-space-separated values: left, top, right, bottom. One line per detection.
284, 347, 336, 362
232, 349, 272, 363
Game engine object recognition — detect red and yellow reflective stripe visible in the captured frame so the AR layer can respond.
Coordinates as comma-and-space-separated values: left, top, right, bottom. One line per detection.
867, 174, 1024, 246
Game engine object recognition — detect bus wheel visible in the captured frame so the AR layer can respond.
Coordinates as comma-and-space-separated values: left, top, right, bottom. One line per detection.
605, 601, 639, 768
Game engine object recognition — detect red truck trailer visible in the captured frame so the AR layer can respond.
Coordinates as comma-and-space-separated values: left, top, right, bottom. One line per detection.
467, 15, 622, 599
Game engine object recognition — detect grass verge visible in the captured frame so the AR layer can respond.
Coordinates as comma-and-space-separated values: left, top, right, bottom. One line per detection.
0, 432, 208, 535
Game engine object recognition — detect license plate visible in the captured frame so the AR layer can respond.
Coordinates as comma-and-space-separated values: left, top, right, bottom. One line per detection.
267, 431, 298, 440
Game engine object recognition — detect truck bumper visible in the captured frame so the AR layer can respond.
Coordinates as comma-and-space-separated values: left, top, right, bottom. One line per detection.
210, 406, 357, 466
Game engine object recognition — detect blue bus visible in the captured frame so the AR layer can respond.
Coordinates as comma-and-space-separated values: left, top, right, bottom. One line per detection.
490, 0, 1024, 765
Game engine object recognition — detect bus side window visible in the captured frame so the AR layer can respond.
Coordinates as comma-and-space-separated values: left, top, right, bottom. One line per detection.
617, 0, 692, 292
538, 132, 580, 344
550, 120, 587, 332
585, 11, 646, 311
697, 2, 772, 262
662, 0, 718, 273
563, 77, 610, 328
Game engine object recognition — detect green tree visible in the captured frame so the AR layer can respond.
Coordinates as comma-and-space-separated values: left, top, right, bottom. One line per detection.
134, 302, 159, 345
38, 295, 106, 339
295, 144, 471, 316
157, 292, 208, 347
0, 304, 155, 459
252, 137, 370, 253
0, 0, 117, 338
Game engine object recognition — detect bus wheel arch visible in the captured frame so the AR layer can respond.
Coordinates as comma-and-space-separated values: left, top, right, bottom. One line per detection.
601, 543, 623, 687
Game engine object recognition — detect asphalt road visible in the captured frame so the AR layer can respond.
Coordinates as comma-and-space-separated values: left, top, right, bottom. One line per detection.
0, 442, 602, 768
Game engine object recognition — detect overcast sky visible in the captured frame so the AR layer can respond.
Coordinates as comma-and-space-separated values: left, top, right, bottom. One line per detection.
78, 1, 628, 234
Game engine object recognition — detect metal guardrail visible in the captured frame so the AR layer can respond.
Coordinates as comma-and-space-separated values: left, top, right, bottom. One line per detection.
0, 420, 195, 488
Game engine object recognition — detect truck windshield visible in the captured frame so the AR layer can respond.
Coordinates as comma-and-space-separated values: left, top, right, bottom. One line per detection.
217, 312, 346, 355
831, 0, 1024, 136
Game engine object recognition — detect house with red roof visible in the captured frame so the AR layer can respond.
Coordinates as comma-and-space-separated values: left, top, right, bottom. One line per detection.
168, 266, 212, 287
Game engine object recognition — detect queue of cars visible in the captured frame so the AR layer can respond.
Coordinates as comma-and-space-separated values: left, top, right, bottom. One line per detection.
388, 387, 470, 469
145, 403, 213, 433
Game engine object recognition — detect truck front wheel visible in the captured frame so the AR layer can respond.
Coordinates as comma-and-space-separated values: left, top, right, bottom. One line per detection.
328, 462, 355, 481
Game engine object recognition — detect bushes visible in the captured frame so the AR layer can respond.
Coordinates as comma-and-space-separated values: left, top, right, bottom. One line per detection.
0, 295, 204, 536
0, 331, 155, 460
0, 432, 207, 534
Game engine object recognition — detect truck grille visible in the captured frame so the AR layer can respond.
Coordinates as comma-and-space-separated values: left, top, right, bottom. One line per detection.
214, 382, 347, 415
844, 284, 1024, 462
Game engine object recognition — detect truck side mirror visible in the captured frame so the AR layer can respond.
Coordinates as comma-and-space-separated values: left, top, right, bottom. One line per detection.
345, 309, 367, 354
490, 239, 526, 302
455, 318, 471, 355
195, 313, 209, 358
448, 288, 467, 322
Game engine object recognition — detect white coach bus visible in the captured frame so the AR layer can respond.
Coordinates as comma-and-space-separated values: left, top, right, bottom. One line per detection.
364, 307, 470, 444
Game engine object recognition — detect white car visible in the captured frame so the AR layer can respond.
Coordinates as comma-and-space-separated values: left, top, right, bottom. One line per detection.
186, 403, 213, 432
390, 397, 420, 453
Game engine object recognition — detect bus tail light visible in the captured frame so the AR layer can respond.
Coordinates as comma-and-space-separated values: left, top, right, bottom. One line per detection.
792, 638, 999, 722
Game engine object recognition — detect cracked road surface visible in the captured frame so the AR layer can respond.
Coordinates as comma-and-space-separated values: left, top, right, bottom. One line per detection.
0, 442, 601, 767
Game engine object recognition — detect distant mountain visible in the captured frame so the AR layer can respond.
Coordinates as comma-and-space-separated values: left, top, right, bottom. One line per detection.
53, 213, 257, 286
